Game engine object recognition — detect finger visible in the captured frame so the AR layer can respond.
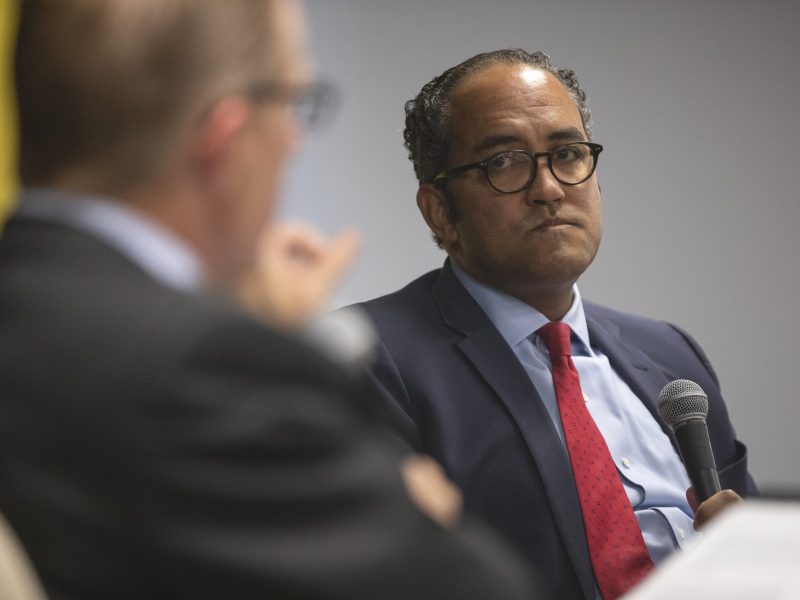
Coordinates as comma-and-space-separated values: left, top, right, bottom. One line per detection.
264, 221, 328, 256
686, 486, 699, 513
400, 455, 462, 527
312, 230, 361, 288
693, 489, 742, 530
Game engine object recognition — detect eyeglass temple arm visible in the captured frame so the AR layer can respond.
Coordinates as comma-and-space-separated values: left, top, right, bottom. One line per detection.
433, 160, 483, 184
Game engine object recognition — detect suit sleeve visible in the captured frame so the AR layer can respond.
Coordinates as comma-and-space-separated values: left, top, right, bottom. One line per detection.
361, 336, 427, 451
667, 323, 758, 497
125, 312, 535, 599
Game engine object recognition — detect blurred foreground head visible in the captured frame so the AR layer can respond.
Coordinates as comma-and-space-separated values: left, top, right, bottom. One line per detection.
15, 0, 314, 284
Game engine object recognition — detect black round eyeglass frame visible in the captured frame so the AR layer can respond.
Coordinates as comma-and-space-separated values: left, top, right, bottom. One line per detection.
433, 141, 604, 194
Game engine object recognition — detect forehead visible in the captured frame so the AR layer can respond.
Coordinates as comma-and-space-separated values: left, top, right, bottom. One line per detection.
446, 63, 585, 158
268, 0, 312, 82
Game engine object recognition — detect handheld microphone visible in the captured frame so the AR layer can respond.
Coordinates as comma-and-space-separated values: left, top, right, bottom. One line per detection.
657, 379, 721, 503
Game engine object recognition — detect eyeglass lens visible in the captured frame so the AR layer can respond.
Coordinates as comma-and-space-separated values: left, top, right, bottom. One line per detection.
487, 144, 596, 192
295, 83, 338, 130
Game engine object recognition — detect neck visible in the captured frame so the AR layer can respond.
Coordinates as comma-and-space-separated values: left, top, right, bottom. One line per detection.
489, 281, 575, 321
512, 281, 575, 321
120, 179, 233, 288
451, 260, 576, 321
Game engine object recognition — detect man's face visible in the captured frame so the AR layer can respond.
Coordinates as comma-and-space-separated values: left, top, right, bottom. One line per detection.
218, 0, 311, 283
437, 63, 603, 303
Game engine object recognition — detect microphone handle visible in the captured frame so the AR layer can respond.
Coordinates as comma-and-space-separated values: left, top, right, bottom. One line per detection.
674, 419, 721, 503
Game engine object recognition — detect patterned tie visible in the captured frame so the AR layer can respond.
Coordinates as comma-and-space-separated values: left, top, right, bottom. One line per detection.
538, 321, 654, 599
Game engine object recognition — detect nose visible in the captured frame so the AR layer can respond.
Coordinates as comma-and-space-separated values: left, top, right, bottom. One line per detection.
525, 157, 566, 208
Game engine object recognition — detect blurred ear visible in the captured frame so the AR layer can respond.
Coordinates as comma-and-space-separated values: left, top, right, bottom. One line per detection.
417, 183, 458, 248
190, 97, 252, 186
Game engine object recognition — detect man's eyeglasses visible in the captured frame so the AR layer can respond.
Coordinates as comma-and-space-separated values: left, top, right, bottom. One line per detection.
433, 142, 604, 194
246, 80, 339, 131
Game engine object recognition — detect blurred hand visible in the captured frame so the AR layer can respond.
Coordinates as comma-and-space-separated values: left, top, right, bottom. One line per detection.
238, 221, 360, 328
686, 487, 743, 530
401, 454, 463, 528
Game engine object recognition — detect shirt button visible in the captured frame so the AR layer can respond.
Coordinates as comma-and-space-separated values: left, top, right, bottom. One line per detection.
678, 528, 686, 540
582, 392, 590, 404
621, 457, 632, 469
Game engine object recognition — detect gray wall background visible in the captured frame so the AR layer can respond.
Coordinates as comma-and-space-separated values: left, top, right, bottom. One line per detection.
283, 0, 800, 490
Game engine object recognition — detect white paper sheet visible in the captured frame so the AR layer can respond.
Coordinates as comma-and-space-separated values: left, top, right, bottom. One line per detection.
623, 500, 800, 600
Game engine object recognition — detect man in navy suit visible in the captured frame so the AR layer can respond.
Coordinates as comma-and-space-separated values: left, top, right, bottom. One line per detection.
352, 49, 756, 599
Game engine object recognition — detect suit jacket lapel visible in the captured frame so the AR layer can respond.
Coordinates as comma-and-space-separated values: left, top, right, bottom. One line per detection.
584, 303, 678, 444
432, 263, 596, 599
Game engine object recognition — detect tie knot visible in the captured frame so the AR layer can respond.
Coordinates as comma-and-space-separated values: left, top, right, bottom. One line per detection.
537, 321, 572, 357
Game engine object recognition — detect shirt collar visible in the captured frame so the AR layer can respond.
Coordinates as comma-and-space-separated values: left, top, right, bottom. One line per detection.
451, 261, 592, 352
16, 187, 206, 293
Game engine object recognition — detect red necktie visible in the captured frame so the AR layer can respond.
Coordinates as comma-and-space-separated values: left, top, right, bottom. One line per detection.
538, 322, 654, 599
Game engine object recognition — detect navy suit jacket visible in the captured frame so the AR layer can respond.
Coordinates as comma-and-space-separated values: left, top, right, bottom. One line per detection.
0, 216, 536, 599
355, 261, 756, 600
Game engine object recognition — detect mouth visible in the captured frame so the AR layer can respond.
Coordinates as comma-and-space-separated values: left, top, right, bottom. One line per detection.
534, 218, 578, 231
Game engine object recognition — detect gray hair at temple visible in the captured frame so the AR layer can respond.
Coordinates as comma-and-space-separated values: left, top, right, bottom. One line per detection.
14, 0, 280, 194
403, 49, 594, 187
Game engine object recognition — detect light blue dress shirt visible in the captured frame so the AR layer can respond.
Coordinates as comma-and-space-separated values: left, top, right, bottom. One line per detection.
17, 188, 205, 292
452, 263, 696, 565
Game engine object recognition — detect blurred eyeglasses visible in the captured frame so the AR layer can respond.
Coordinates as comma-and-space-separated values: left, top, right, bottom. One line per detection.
246, 80, 339, 131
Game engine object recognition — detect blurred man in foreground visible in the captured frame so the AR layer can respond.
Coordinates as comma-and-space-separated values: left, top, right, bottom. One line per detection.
351, 49, 755, 599
0, 2, 534, 598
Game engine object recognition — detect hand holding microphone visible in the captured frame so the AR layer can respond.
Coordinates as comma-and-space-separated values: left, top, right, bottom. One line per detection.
657, 379, 721, 502
658, 379, 742, 528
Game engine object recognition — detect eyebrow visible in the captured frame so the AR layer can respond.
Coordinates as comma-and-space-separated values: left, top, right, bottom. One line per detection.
548, 127, 586, 144
471, 126, 587, 156
472, 135, 521, 156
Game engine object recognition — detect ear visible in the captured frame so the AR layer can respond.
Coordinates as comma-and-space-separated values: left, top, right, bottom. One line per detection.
189, 97, 252, 187
417, 183, 458, 248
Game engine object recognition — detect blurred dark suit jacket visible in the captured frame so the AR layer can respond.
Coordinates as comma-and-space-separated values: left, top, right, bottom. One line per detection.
0, 212, 533, 599
353, 260, 757, 600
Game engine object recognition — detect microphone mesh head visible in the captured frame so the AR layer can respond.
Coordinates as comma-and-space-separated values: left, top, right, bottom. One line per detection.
657, 379, 709, 427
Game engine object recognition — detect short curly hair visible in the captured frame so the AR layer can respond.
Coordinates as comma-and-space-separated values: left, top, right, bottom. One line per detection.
404, 49, 593, 187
